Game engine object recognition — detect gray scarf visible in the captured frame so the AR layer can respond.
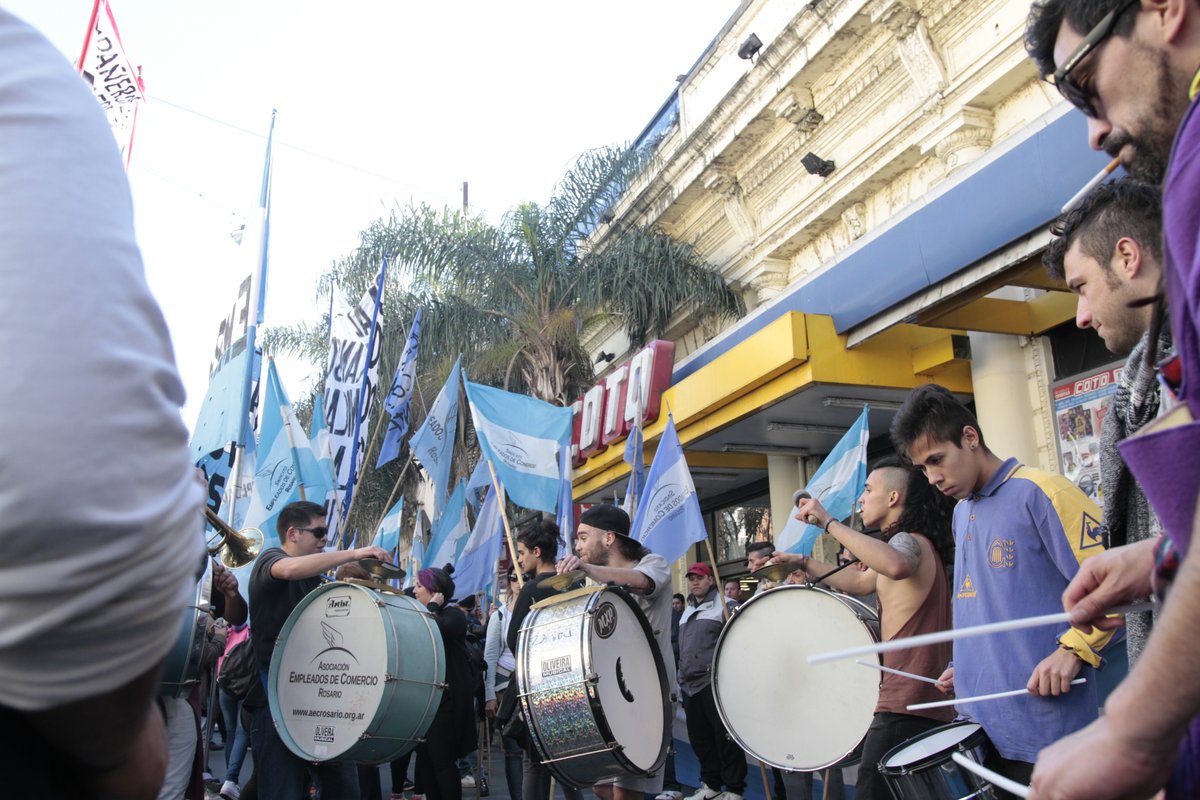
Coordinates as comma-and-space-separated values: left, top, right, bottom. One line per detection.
1099, 325, 1172, 661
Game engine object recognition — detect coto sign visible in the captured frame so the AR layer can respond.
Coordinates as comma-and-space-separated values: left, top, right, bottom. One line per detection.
571, 341, 675, 467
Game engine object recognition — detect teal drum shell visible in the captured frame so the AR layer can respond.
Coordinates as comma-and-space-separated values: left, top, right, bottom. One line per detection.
160, 560, 212, 698
268, 581, 445, 764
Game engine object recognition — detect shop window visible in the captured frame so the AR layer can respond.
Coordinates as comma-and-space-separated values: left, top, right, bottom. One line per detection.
712, 492, 772, 563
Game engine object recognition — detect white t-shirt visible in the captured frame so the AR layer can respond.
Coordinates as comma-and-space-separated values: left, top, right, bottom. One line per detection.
0, 10, 204, 711
632, 551, 677, 698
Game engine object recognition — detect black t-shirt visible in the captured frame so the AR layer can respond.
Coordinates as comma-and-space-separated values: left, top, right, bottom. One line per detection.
506, 571, 562, 655
248, 547, 321, 670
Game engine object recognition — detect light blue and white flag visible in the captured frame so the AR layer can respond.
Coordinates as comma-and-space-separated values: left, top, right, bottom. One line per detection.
243, 362, 311, 537
776, 405, 871, 555
556, 442, 575, 559
372, 497, 405, 556
465, 458, 491, 513
464, 380, 573, 514
377, 308, 423, 468
426, 480, 469, 571
405, 526, 426, 589
453, 485, 505, 599
629, 415, 707, 563
622, 416, 646, 516
410, 356, 461, 506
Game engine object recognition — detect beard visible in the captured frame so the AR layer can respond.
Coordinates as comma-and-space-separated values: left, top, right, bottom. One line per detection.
1110, 49, 1190, 183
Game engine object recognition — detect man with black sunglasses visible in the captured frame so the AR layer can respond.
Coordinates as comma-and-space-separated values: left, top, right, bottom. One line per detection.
247, 500, 391, 800
1025, 1, 1200, 798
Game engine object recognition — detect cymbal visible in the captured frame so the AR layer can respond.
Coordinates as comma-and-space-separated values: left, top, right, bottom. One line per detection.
358, 558, 406, 582
541, 570, 587, 591
751, 561, 802, 583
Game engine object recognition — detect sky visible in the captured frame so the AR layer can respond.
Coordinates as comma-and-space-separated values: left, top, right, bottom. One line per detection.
7, 0, 736, 429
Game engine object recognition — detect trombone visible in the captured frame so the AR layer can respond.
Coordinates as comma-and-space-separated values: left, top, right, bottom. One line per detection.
203, 506, 265, 569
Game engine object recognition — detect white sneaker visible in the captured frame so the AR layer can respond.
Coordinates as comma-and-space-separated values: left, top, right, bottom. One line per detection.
715, 793, 742, 800
655, 792, 684, 800
685, 786, 720, 800
219, 781, 241, 800
460, 775, 476, 788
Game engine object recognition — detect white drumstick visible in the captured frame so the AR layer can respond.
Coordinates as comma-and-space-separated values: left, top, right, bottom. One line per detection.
908, 678, 1086, 710
950, 752, 1030, 798
1061, 157, 1121, 213
855, 659, 941, 685
809, 600, 1154, 664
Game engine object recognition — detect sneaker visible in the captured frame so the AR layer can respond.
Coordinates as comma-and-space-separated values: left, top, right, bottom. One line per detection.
219, 781, 241, 800
480, 776, 490, 797
460, 775, 476, 788
685, 786, 720, 800
655, 792, 684, 800
714, 793, 742, 800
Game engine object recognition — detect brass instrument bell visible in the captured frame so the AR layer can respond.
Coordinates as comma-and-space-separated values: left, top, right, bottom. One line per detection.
203, 506, 265, 569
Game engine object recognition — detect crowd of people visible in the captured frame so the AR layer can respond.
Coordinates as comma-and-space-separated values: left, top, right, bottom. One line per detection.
8, 0, 1200, 798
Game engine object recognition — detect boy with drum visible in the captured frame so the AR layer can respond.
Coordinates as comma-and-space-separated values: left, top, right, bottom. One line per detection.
774, 458, 956, 799
889, 384, 1112, 797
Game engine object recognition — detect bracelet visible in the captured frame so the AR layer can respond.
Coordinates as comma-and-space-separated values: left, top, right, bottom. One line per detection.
823, 518, 837, 533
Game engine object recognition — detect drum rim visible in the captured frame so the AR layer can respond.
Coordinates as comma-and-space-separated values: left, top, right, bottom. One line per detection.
517, 585, 672, 786
160, 560, 214, 697
267, 580, 445, 763
710, 583, 880, 771
877, 721, 987, 775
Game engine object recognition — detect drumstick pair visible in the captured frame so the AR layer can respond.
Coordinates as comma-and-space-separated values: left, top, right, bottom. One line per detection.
855, 660, 1086, 708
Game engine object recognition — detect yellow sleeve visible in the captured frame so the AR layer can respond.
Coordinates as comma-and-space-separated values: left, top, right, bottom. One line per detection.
1057, 626, 1114, 668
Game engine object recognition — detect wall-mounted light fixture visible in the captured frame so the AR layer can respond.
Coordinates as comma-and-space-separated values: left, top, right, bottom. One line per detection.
801, 152, 836, 177
766, 421, 848, 435
823, 396, 905, 411
737, 33, 763, 61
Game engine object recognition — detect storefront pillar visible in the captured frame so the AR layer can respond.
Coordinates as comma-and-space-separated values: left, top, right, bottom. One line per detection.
967, 331, 1043, 468
767, 454, 803, 541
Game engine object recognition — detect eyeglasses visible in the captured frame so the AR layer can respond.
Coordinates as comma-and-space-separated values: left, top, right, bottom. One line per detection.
295, 526, 328, 539
1048, 0, 1139, 118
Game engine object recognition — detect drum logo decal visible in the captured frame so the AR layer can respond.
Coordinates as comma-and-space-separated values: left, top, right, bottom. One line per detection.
615, 657, 635, 703
541, 655, 572, 677
325, 595, 352, 617
314, 725, 335, 743
311, 621, 360, 664
987, 539, 1016, 569
595, 602, 618, 639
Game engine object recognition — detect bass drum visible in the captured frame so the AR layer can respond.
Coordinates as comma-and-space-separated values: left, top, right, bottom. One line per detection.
516, 585, 670, 788
712, 584, 880, 771
268, 580, 445, 764
160, 560, 213, 698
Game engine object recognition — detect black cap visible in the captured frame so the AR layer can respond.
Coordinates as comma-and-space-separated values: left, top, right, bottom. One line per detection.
579, 504, 631, 537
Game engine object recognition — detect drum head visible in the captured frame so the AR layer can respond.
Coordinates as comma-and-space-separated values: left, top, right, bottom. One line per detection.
589, 590, 668, 772
882, 722, 984, 770
713, 586, 880, 770
271, 582, 399, 761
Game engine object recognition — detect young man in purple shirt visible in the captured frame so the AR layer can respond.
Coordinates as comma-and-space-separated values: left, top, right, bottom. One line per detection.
891, 384, 1110, 797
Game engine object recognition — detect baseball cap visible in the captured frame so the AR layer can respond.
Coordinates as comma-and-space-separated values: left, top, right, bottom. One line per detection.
686, 562, 713, 578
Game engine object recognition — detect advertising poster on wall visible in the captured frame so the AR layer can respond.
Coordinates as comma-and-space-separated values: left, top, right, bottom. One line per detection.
1052, 362, 1123, 512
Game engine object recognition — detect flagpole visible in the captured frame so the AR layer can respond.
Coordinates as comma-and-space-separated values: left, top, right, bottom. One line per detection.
485, 459, 524, 589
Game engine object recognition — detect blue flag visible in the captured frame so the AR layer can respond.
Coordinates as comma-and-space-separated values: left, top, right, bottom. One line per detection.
377, 309, 423, 467
464, 380, 573, 514
372, 497, 404, 556
465, 458, 491, 513
776, 405, 871, 555
426, 481, 469, 571
453, 485, 505, 600
190, 347, 260, 462
622, 418, 645, 516
410, 356, 461, 506
556, 442, 575, 559
405, 526, 426, 589
629, 415, 707, 563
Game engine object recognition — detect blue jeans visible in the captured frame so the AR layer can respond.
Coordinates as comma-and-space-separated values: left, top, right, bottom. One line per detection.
249, 704, 359, 800
218, 688, 250, 785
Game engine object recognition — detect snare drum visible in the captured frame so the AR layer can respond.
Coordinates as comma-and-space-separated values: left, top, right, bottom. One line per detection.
160, 561, 213, 698
268, 580, 445, 764
516, 585, 670, 788
712, 584, 880, 771
879, 721, 995, 799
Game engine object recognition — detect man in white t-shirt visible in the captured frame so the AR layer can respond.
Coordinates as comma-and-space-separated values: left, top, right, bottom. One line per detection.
0, 9, 205, 799
557, 504, 677, 800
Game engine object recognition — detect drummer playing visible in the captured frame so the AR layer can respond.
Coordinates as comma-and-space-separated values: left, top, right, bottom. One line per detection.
772, 458, 957, 799
557, 504, 677, 800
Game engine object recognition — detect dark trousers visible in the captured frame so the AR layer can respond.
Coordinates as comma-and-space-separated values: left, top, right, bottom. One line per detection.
983, 744, 1034, 800
852, 712, 946, 800
780, 767, 843, 800
683, 683, 747, 794
416, 704, 463, 800
249, 704, 359, 800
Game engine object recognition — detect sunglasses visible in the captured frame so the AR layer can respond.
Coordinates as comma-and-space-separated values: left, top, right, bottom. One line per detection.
1048, 0, 1139, 118
295, 526, 328, 539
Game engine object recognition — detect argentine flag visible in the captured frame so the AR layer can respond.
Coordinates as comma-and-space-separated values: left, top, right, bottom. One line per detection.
776, 405, 870, 555
464, 380, 573, 514
372, 498, 404, 556
426, 481, 469, 571
629, 415, 707, 564
453, 485, 506, 599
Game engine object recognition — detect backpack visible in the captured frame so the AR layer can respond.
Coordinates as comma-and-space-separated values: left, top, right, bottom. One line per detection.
217, 638, 257, 700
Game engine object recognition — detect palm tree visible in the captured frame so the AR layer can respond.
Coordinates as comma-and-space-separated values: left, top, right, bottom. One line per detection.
268, 143, 744, 535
